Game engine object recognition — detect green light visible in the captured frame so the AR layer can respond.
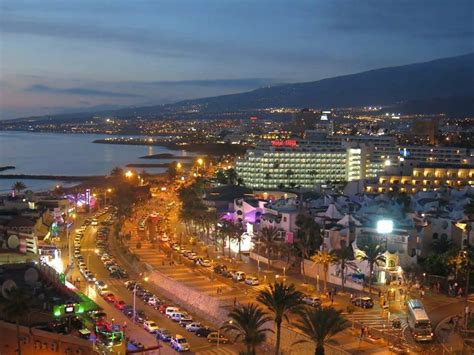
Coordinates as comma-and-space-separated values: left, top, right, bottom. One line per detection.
53, 306, 61, 317
76, 304, 85, 314
59, 273, 66, 285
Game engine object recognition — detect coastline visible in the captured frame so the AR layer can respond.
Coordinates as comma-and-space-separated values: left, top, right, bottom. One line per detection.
0, 166, 15, 172
93, 139, 247, 155
0, 174, 103, 181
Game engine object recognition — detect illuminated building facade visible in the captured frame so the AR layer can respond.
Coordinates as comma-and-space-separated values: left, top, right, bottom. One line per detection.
236, 136, 394, 189
365, 163, 474, 194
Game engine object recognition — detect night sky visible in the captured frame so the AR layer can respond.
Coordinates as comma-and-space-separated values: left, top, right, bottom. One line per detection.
1, 0, 472, 119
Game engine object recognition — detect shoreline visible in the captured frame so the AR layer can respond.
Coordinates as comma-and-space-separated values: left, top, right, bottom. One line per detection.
93, 139, 248, 155
0, 174, 104, 181
0, 166, 15, 172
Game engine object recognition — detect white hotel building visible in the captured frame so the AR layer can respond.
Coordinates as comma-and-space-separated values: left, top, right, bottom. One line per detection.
236, 135, 397, 189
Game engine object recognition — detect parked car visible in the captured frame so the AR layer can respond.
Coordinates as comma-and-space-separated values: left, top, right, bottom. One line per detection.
213, 264, 227, 274
351, 296, 374, 309
103, 293, 117, 303
178, 314, 193, 327
244, 276, 259, 286
302, 295, 321, 307
185, 322, 202, 332
124, 281, 137, 290
143, 320, 159, 333
156, 328, 172, 342
207, 332, 229, 344
158, 304, 170, 314
147, 297, 160, 307
195, 327, 214, 338
114, 300, 126, 310
165, 307, 180, 318
170, 335, 190, 352
95, 280, 107, 291
233, 271, 246, 282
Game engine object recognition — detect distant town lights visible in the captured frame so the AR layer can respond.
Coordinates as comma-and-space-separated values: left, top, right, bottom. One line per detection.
377, 219, 394, 234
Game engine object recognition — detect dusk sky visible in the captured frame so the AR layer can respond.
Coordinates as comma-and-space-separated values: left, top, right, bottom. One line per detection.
1, 0, 472, 119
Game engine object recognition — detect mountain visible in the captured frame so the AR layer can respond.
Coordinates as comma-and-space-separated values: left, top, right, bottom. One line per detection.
172, 53, 474, 112
6, 53, 474, 123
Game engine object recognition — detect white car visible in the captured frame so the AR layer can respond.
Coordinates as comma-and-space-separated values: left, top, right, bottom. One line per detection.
147, 297, 159, 306
233, 271, 246, 282
199, 259, 211, 267
185, 322, 202, 332
143, 320, 159, 333
245, 276, 259, 286
165, 307, 180, 318
91, 219, 98, 226
161, 235, 169, 242
171, 335, 190, 352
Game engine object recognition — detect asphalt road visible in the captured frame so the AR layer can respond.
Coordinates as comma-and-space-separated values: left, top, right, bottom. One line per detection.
79, 213, 235, 354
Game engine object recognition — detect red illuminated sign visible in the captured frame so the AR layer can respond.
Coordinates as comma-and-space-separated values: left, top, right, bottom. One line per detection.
271, 140, 298, 147
250, 116, 258, 121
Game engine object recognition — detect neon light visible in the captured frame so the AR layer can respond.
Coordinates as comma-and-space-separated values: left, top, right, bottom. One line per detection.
271, 140, 298, 147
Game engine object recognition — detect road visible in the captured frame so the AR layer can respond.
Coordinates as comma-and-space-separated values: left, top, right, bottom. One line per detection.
72, 212, 237, 354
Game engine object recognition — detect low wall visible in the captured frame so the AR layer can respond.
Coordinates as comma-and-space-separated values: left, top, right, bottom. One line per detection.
144, 263, 230, 325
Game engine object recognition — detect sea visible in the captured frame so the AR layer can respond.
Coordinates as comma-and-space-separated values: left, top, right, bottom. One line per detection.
0, 131, 194, 192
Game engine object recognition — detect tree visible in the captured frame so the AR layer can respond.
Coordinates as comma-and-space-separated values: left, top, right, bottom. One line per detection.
218, 220, 243, 258
447, 250, 465, 280
0, 287, 33, 355
432, 234, 453, 254
257, 282, 304, 355
294, 307, 348, 355
222, 303, 273, 355
356, 241, 386, 295
333, 246, 356, 293
295, 214, 322, 283
11, 181, 26, 195
110, 166, 124, 177
225, 168, 238, 185
255, 226, 280, 270
311, 250, 338, 292
167, 161, 178, 180
215, 169, 228, 184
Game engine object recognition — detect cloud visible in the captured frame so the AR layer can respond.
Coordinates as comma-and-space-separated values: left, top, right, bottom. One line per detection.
25, 84, 140, 98
140, 78, 283, 88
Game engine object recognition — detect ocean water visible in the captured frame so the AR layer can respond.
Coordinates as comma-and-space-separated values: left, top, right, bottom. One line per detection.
0, 131, 193, 192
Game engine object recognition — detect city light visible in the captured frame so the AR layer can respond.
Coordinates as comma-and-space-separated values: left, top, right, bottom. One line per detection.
197, 158, 203, 166
125, 170, 133, 178
377, 219, 393, 234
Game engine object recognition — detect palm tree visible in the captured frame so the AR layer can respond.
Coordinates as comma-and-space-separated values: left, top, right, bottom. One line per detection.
295, 214, 322, 283
432, 234, 453, 254
222, 303, 273, 355
0, 287, 33, 355
11, 181, 26, 195
256, 226, 280, 270
219, 220, 243, 258
257, 282, 304, 355
356, 241, 386, 295
225, 168, 238, 185
294, 307, 348, 355
333, 246, 356, 293
311, 250, 338, 292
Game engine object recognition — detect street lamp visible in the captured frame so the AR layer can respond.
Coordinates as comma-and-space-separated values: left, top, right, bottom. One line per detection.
125, 170, 133, 179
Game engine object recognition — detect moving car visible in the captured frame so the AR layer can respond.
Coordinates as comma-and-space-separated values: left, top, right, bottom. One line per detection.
170, 335, 190, 352
143, 320, 159, 333
351, 296, 374, 309
207, 332, 229, 344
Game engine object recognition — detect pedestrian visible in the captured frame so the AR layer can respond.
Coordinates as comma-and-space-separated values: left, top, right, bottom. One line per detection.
458, 287, 463, 297
350, 293, 354, 301
360, 324, 365, 339
234, 297, 237, 306
378, 290, 382, 298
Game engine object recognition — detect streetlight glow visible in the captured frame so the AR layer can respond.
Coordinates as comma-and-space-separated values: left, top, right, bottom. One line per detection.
377, 219, 393, 234
125, 170, 133, 178
197, 158, 203, 165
